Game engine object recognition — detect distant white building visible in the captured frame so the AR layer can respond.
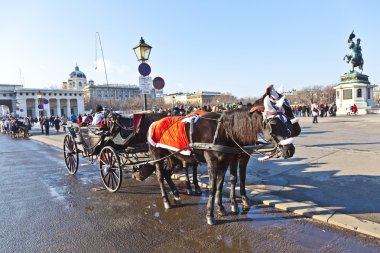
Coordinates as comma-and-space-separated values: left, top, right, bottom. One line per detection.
0, 65, 86, 118
83, 82, 140, 106
163, 91, 222, 107
83, 81, 163, 110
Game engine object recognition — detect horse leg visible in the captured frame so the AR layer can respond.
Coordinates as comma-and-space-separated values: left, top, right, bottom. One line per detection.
163, 170, 181, 204
239, 154, 252, 208
215, 167, 228, 217
206, 163, 217, 225
155, 161, 171, 209
184, 162, 193, 195
229, 156, 239, 214
192, 162, 202, 195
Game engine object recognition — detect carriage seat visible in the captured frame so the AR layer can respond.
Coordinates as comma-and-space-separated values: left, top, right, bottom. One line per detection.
88, 125, 108, 136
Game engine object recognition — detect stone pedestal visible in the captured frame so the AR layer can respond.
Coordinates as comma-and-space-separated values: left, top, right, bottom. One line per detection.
334, 71, 378, 115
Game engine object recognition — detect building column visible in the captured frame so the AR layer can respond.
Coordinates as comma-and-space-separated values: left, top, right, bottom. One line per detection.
18, 98, 27, 118
45, 102, 51, 118
57, 99, 61, 117
77, 97, 84, 115
35, 99, 39, 118
67, 99, 71, 116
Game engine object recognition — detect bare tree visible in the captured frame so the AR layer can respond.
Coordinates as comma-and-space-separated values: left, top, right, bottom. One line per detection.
323, 85, 337, 104
85, 95, 166, 113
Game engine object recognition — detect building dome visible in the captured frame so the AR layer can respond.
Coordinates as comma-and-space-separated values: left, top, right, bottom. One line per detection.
70, 65, 86, 79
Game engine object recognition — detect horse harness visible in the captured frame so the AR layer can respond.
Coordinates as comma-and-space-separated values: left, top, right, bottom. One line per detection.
187, 111, 279, 159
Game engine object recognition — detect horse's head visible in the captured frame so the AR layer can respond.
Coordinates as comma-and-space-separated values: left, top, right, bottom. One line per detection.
281, 98, 301, 137
255, 86, 297, 159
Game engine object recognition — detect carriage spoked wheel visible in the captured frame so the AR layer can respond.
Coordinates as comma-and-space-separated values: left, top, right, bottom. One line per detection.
99, 146, 122, 193
63, 135, 79, 175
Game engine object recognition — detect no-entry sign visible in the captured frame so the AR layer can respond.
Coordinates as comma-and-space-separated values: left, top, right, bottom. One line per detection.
153, 77, 165, 90
138, 63, 151, 77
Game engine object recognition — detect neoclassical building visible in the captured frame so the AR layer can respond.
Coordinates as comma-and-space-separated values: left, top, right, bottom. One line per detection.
163, 91, 222, 107
0, 65, 85, 118
83, 82, 141, 108
83, 82, 163, 110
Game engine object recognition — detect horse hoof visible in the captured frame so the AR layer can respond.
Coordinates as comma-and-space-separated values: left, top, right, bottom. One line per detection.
174, 198, 182, 205
206, 216, 216, 225
186, 189, 193, 195
164, 202, 171, 209
242, 205, 251, 213
216, 208, 227, 217
242, 197, 252, 207
231, 205, 239, 214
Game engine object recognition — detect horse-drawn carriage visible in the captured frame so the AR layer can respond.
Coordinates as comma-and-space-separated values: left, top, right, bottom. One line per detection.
63, 112, 165, 192
63, 85, 301, 225
9, 119, 29, 139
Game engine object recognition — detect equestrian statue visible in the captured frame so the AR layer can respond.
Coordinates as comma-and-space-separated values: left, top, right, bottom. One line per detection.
343, 31, 364, 72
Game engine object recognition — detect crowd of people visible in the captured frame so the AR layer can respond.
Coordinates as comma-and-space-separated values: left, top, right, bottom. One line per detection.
291, 103, 339, 124
291, 103, 338, 118
0, 100, 357, 137
152, 102, 245, 116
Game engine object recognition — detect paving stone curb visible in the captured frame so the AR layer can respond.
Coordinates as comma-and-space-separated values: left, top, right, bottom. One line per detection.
172, 173, 380, 240
30, 135, 380, 240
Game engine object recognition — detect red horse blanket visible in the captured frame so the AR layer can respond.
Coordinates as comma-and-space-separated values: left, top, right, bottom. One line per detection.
148, 116, 192, 155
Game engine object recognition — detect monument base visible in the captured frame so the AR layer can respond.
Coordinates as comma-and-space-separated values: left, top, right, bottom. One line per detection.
334, 71, 378, 115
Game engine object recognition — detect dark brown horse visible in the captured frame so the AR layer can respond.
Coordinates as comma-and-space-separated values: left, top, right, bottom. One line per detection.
228, 95, 301, 213
168, 94, 301, 214
149, 107, 295, 225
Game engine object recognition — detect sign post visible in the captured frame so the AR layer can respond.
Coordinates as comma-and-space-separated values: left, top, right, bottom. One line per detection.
139, 76, 152, 94
133, 37, 152, 111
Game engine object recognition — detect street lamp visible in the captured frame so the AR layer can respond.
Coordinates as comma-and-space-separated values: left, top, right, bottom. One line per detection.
133, 37, 152, 111
133, 37, 152, 62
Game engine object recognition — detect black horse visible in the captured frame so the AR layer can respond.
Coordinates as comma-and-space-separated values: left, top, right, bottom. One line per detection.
228, 92, 301, 213
149, 107, 295, 225
168, 88, 301, 214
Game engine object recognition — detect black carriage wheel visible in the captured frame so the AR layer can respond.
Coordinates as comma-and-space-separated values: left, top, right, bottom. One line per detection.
63, 135, 79, 175
99, 146, 122, 192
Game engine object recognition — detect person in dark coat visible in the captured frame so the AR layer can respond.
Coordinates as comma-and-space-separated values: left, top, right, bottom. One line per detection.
49, 115, 55, 127
53, 116, 61, 133
43, 117, 50, 136
39, 116, 44, 134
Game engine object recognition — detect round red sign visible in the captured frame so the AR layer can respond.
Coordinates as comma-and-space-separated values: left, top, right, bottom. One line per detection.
138, 63, 151, 77
153, 77, 165, 90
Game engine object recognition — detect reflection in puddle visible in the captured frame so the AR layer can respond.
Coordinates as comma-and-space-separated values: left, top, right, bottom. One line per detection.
285, 223, 337, 250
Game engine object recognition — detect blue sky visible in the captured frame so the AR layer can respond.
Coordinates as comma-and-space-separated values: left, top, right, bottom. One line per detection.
0, 0, 379, 98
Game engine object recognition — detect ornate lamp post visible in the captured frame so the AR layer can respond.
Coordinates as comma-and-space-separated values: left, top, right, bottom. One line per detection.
133, 37, 152, 111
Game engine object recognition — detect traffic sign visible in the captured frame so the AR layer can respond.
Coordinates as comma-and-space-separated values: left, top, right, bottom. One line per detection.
153, 77, 165, 90
138, 63, 151, 77
139, 76, 152, 94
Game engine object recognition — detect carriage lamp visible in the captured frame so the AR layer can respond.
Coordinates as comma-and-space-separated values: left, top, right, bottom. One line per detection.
133, 37, 152, 62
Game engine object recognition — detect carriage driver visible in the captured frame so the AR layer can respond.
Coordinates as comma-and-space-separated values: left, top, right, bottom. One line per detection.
91, 105, 110, 127
263, 84, 284, 120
